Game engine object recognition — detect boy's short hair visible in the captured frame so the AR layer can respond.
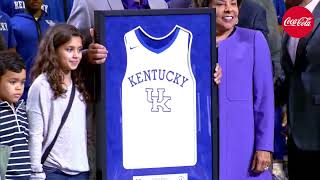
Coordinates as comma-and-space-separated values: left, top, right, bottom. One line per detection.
0, 51, 26, 78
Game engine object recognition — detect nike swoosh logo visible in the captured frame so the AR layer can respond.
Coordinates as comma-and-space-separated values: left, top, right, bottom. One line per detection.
130, 46, 138, 50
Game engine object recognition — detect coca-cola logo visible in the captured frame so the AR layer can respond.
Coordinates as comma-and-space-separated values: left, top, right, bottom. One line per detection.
283, 17, 312, 27
282, 6, 314, 38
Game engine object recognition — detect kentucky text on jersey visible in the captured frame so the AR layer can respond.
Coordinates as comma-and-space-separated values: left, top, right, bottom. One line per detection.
14, 1, 48, 13
0, 23, 8, 31
127, 69, 189, 88
14, 1, 25, 10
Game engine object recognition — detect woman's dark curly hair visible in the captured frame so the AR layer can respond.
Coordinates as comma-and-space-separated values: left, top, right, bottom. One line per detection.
31, 24, 90, 102
193, 0, 243, 7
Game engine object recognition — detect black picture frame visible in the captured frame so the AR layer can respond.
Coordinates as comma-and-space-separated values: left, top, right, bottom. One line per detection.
94, 8, 218, 180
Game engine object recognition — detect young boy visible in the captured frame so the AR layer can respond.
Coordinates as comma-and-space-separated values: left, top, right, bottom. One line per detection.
0, 51, 30, 179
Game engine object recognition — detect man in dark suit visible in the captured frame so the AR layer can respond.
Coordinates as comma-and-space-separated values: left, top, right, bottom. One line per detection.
281, 0, 320, 179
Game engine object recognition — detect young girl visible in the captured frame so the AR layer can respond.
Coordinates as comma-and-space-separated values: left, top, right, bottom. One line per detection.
26, 24, 90, 180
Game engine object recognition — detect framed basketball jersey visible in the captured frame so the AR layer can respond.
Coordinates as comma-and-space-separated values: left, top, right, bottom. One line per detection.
95, 9, 218, 180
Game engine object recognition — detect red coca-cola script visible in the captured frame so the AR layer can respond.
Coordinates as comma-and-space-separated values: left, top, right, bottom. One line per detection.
282, 6, 314, 38
283, 17, 312, 26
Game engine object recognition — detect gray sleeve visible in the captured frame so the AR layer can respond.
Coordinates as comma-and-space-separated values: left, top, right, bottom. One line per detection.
167, 0, 192, 8
67, 0, 118, 30
67, 0, 92, 30
251, 0, 283, 80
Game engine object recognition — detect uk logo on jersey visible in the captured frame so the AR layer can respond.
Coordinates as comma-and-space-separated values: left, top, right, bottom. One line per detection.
146, 88, 171, 112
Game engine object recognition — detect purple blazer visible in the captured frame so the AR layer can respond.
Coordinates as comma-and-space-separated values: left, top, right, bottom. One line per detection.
218, 27, 274, 180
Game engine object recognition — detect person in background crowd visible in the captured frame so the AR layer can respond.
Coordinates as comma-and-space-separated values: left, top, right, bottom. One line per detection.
67, 0, 194, 32
0, 0, 73, 22
43, 0, 73, 22
0, 10, 16, 50
285, 0, 303, 9
67, 0, 123, 44
242, 0, 282, 81
194, 0, 275, 179
238, 0, 269, 38
0, 51, 30, 180
10, 0, 54, 99
0, 0, 27, 17
279, 0, 320, 179
273, 0, 286, 24
0, 0, 49, 17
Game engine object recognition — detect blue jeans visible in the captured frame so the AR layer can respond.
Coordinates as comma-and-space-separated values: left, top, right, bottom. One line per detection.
44, 166, 89, 180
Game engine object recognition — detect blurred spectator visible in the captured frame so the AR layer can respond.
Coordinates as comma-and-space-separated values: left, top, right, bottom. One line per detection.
67, 0, 191, 33
0, 0, 72, 22
238, 0, 269, 38
67, 0, 123, 33
0, 10, 16, 50
0, 0, 49, 17
0, 0, 26, 17
285, 0, 302, 9
273, 0, 286, 24
10, 0, 54, 99
246, 0, 282, 81
44, 0, 74, 22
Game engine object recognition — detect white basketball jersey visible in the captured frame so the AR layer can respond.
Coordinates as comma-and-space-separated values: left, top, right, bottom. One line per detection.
122, 25, 197, 169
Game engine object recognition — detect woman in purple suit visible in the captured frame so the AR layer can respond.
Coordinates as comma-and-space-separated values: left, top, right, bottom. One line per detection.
196, 0, 275, 179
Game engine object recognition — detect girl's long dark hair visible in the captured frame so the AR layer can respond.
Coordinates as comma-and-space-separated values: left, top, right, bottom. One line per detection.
31, 24, 90, 102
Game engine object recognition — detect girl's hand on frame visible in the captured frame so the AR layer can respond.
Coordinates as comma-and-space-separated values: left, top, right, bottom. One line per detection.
214, 63, 222, 85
